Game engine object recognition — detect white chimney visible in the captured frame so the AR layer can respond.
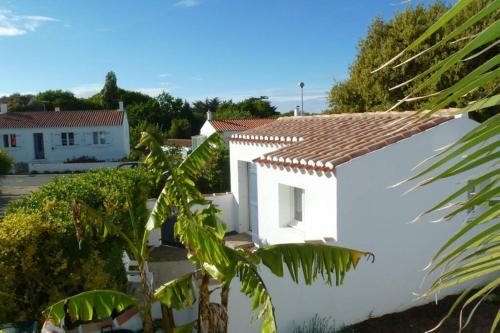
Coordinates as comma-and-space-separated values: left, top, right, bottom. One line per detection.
294, 106, 300, 117
0, 104, 7, 114
118, 101, 124, 112
207, 110, 213, 120
55, 107, 61, 112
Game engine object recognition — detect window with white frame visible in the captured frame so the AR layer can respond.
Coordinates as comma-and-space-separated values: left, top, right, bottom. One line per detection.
93, 131, 106, 144
3, 134, 17, 148
61, 132, 75, 146
278, 184, 306, 229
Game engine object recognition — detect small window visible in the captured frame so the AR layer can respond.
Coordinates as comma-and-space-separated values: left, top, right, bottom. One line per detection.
61, 132, 75, 146
93, 131, 106, 144
294, 187, 303, 222
3, 134, 16, 148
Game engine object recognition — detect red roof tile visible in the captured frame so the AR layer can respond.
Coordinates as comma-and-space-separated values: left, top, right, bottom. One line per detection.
230, 111, 454, 172
165, 139, 192, 148
0, 110, 125, 128
208, 118, 276, 132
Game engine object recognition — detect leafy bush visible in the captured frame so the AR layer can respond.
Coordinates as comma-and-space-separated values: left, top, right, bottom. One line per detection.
0, 212, 119, 322
0, 148, 14, 175
293, 315, 351, 333
196, 146, 230, 194
65, 155, 103, 163
1, 168, 155, 322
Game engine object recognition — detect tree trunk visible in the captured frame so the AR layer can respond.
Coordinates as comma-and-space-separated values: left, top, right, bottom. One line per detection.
220, 285, 230, 333
198, 273, 210, 333
139, 260, 154, 333
161, 303, 175, 333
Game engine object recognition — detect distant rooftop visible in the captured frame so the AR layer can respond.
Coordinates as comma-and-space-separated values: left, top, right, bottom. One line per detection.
231, 111, 454, 172
165, 138, 192, 148
208, 118, 276, 132
0, 110, 125, 129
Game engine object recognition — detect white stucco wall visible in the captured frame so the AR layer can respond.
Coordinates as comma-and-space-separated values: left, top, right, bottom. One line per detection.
0, 122, 130, 164
199, 121, 216, 137
225, 116, 489, 331
229, 141, 282, 234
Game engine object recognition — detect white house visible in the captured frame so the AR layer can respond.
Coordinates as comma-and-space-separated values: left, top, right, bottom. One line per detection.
0, 104, 130, 166
218, 111, 487, 332
192, 111, 275, 148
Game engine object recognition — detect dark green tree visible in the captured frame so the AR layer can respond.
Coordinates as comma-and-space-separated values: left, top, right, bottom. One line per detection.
167, 118, 191, 139
327, 1, 496, 114
214, 96, 278, 119
101, 71, 119, 109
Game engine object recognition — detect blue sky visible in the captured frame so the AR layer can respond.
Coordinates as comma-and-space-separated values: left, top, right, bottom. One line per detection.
0, 0, 437, 113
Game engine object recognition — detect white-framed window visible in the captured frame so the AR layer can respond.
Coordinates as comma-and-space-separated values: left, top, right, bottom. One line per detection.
93, 131, 106, 144
293, 187, 304, 223
2, 134, 16, 148
61, 132, 75, 146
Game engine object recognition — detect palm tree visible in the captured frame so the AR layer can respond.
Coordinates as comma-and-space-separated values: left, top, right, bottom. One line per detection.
375, 0, 499, 331
44, 132, 373, 333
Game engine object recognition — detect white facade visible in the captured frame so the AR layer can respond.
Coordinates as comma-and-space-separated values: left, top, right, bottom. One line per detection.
0, 117, 130, 164
222, 115, 488, 331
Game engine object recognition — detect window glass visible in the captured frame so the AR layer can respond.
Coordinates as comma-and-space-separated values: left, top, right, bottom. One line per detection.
294, 187, 303, 222
61, 133, 67, 146
10, 134, 16, 147
69, 132, 74, 145
99, 132, 106, 144
93, 132, 98, 144
3, 134, 8, 147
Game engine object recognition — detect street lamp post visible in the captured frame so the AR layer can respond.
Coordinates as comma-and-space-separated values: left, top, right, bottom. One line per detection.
298, 82, 304, 115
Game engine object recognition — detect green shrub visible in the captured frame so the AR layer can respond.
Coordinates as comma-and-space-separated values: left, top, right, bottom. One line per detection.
293, 315, 352, 333
1, 168, 155, 322
0, 212, 120, 322
0, 149, 14, 175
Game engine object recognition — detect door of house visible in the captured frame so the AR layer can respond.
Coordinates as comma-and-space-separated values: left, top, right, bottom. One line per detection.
247, 163, 258, 235
33, 133, 45, 159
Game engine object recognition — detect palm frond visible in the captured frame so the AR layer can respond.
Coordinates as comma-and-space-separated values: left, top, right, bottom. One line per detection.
155, 272, 198, 310
256, 243, 374, 286
180, 133, 224, 180
237, 263, 277, 333
43, 290, 138, 324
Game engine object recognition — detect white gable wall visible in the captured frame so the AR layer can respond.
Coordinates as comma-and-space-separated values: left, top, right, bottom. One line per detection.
0, 124, 129, 164
199, 121, 216, 137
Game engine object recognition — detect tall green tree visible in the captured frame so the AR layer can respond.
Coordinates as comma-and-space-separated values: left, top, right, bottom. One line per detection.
328, 1, 496, 114
167, 118, 192, 139
377, 0, 499, 331
102, 71, 119, 109
215, 96, 278, 119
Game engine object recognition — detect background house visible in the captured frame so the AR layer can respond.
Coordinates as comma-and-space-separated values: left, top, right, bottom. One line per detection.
215, 111, 487, 332
192, 110, 275, 148
0, 103, 130, 169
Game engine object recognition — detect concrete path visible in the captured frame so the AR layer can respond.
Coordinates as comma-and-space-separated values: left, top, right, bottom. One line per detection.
0, 174, 61, 216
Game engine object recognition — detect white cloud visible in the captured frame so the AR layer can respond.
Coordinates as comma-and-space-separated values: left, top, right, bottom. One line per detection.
159, 73, 171, 78
71, 83, 101, 98
174, 0, 200, 8
0, 9, 56, 36
190, 76, 203, 81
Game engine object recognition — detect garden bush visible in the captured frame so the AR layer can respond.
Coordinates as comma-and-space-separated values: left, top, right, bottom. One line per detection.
0, 148, 14, 175
0, 168, 155, 322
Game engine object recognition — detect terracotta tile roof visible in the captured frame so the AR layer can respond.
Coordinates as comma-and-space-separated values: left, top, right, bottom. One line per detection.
208, 118, 276, 132
230, 111, 454, 172
165, 138, 192, 148
0, 110, 125, 129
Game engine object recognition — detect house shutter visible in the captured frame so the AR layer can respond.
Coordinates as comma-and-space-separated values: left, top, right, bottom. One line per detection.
16, 134, 23, 147
105, 131, 113, 144
52, 133, 62, 146
85, 132, 93, 145
74, 132, 82, 145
